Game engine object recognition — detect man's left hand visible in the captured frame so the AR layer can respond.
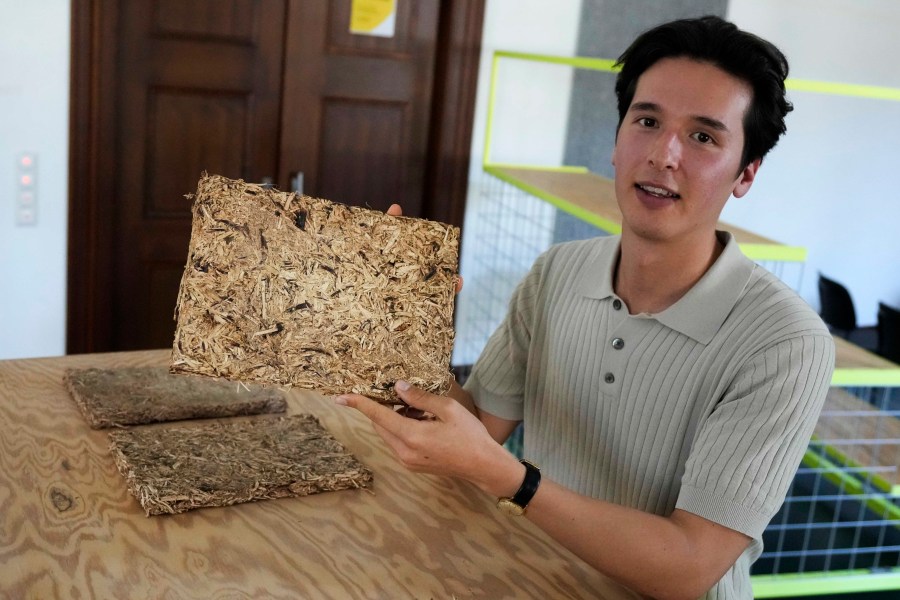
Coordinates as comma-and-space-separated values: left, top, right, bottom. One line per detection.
335, 381, 522, 497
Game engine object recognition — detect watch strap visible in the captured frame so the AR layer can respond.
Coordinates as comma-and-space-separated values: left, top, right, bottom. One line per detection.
508, 459, 541, 510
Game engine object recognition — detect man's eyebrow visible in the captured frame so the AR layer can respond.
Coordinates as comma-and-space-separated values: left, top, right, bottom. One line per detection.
694, 115, 729, 132
630, 101, 731, 133
630, 101, 660, 113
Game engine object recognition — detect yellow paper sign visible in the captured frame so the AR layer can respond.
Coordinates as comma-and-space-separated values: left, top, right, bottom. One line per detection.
350, 0, 396, 38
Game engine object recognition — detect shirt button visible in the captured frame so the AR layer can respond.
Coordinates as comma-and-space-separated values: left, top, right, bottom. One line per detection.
612, 299, 622, 310
611, 338, 625, 350
604, 373, 615, 384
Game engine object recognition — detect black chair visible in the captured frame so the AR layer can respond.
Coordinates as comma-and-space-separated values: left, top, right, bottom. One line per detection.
877, 302, 900, 364
818, 273, 877, 351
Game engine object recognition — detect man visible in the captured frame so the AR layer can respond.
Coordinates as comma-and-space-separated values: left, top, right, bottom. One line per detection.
337, 16, 834, 600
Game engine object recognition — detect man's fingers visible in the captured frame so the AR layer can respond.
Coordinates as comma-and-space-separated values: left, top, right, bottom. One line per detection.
372, 421, 408, 453
337, 392, 433, 468
395, 405, 429, 420
338, 383, 447, 420
394, 381, 449, 417
335, 393, 410, 432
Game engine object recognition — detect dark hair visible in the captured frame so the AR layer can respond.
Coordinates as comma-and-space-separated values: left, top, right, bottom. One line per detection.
614, 16, 793, 169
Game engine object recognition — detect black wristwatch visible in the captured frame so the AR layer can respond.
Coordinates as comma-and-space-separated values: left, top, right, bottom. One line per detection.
496, 459, 541, 516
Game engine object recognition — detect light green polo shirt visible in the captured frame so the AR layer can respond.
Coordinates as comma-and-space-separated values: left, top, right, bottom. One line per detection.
465, 232, 835, 600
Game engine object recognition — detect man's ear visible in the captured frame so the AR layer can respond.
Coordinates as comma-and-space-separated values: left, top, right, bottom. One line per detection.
611, 124, 622, 168
732, 158, 761, 199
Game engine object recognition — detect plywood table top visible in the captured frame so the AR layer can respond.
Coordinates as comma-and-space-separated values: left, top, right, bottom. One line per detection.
0, 350, 620, 599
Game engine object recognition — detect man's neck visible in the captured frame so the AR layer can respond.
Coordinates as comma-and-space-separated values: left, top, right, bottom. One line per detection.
614, 231, 723, 315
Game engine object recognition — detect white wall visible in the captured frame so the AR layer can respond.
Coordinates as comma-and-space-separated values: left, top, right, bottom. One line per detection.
0, 0, 70, 360
725, 0, 900, 324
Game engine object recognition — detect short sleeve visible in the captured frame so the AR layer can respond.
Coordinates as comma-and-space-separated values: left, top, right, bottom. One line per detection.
676, 333, 835, 538
462, 252, 549, 421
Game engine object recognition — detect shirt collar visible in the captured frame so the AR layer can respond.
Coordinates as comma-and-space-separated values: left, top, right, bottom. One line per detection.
577, 232, 755, 344
575, 235, 620, 301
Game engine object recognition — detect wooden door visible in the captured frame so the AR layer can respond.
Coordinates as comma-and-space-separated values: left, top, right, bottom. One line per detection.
279, 1, 438, 214
68, 0, 483, 354
113, 0, 287, 351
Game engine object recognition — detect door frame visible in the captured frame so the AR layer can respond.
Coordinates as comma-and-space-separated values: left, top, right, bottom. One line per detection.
67, 0, 484, 354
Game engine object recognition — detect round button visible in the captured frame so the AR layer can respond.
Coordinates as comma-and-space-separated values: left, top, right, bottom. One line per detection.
604, 373, 615, 384
611, 338, 625, 350
612, 299, 622, 310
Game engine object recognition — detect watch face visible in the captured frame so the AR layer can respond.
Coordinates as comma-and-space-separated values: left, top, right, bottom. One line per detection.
497, 498, 525, 517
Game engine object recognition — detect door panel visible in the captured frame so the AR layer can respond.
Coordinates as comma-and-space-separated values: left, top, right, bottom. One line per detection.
153, 0, 258, 41
279, 0, 440, 214
113, 0, 286, 350
318, 99, 406, 208
144, 261, 188, 347
146, 89, 250, 216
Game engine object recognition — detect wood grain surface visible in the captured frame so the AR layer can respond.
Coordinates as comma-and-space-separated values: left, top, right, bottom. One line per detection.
834, 335, 900, 371
0, 350, 627, 599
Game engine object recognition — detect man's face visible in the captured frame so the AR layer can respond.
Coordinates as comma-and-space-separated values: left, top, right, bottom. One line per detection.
612, 57, 760, 246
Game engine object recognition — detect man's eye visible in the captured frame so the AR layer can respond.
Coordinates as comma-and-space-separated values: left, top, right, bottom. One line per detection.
692, 132, 714, 144
638, 117, 657, 127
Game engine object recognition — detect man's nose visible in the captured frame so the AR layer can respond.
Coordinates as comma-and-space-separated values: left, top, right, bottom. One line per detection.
648, 132, 681, 170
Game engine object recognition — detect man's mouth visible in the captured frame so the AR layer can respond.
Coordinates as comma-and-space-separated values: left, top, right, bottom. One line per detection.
635, 183, 680, 199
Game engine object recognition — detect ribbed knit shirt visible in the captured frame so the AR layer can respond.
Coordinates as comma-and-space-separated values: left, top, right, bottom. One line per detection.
464, 232, 835, 599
